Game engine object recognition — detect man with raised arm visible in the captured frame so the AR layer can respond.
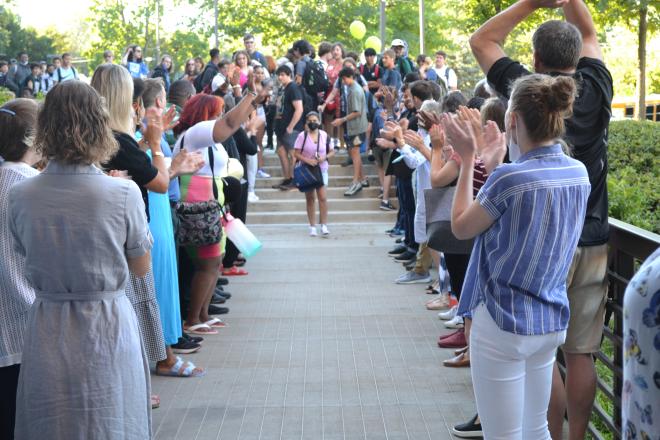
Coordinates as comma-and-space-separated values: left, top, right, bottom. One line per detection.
467, 1, 613, 439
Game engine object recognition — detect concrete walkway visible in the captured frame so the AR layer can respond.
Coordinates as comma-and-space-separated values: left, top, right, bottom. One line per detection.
152, 223, 476, 440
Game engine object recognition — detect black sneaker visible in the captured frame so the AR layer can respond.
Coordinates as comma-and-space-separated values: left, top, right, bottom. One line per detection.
272, 179, 289, 189
279, 179, 297, 191
380, 200, 395, 211
395, 237, 403, 244
388, 245, 407, 256
452, 414, 482, 438
171, 338, 201, 354
217, 290, 231, 299
208, 305, 229, 315
216, 277, 229, 286
394, 250, 417, 264
182, 332, 203, 345
211, 292, 226, 304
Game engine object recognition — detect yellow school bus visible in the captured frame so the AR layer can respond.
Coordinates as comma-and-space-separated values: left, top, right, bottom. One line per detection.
612, 94, 660, 121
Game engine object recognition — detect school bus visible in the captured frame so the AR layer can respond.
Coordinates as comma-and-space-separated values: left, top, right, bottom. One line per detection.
612, 94, 660, 121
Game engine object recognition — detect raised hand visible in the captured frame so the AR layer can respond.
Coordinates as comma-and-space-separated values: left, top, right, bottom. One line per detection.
403, 130, 425, 150
479, 120, 507, 173
459, 106, 484, 150
162, 105, 179, 131
375, 137, 397, 150
530, 0, 570, 8
441, 113, 477, 160
429, 124, 445, 150
144, 107, 164, 149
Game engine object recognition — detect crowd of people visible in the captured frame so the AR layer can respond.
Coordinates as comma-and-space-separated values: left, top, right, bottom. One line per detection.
1, 0, 658, 439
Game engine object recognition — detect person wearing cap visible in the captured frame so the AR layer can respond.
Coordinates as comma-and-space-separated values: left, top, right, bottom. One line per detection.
293, 111, 335, 237
390, 39, 415, 77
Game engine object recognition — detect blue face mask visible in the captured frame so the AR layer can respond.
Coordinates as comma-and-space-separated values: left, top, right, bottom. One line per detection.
506, 111, 521, 161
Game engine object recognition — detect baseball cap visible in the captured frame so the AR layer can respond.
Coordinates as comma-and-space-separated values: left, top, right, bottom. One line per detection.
211, 73, 226, 92
391, 39, 405, 47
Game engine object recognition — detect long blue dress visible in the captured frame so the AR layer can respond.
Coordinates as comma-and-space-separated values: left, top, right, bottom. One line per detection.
147, 152, 182, 346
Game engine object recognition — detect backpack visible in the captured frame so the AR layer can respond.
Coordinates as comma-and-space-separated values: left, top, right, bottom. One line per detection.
302, 59, 330, 95
360, 64, 380, 80
194, 64, 217, 93
364, 90, 378, 123
56, 66, 78, 82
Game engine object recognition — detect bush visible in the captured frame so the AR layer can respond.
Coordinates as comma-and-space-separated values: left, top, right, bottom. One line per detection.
0, 87, 15, 106
607, 120, 660, 233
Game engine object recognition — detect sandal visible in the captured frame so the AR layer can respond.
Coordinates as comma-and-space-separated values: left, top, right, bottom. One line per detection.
183, 323, 218, 335
222, 266, 248, 276
155, 356, 206, 377
151, 395, 160, 409
204, 317, 227, 328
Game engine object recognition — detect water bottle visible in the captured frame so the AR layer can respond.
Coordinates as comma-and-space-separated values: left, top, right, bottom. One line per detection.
223, 213, 262, 258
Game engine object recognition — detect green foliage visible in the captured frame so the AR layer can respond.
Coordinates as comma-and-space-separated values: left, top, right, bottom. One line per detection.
0, 5, 60, 61
607, 120, 660, 233
0, 87, 15, 105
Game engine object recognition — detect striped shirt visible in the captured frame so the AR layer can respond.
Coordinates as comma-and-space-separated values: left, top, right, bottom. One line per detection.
457, 144, 591, 335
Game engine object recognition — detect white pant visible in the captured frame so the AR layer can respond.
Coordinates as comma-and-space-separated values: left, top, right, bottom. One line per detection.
470, 304, 566, 440
246, 152, 258, 192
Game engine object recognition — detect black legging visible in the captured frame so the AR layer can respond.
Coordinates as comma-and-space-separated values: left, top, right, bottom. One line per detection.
444, 253, 472, 300
222, 181, 248, 268
0, 364, 20, 440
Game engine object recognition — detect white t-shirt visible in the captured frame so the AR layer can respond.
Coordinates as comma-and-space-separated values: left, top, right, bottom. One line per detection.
433, 65, 457, 89
172, 120, 228, 177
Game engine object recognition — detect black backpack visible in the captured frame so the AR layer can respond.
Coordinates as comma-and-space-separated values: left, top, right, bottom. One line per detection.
194, 64, 218, 93
303, 59, 330, 95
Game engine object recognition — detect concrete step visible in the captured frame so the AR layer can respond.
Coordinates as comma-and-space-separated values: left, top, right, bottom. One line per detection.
248, 197, 399, 213
259, 163, 378, 178
253, 187, 386, 200
256, 175, 379, 189
249, 209, 397, 225
260, 152, 365, 167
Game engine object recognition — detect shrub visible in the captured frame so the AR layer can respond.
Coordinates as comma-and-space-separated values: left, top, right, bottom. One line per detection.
607, 120, 660, 233
0, 87, 15, 106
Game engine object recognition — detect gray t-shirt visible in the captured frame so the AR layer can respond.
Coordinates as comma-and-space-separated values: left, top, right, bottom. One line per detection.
346, 81, 368, 136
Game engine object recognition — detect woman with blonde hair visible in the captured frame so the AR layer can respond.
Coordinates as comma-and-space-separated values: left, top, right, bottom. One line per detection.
10, 80, 152, 439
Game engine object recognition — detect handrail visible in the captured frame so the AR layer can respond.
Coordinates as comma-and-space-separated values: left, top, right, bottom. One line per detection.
562, 218, 660, 439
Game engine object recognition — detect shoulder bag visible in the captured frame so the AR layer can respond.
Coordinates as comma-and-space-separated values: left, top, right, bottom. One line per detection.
174, 136, 224, 246
293, 132, 324, 192
425, 185, 474, 254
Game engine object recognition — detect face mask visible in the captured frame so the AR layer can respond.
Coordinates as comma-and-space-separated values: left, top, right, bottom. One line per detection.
506, 111, 521, 162
307, 122, 320, 131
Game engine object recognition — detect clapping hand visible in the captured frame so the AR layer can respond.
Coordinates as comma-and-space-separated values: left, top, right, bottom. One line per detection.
403, 130, 425, 150
171, 148, 205, 177
441, 113, 477, 160
458, 106, 484, 150
429, 124, 445, 150
479, 120, 507, 173
162, 105, 179, 131
375, 137, 397, 150
144, 107, 164, 148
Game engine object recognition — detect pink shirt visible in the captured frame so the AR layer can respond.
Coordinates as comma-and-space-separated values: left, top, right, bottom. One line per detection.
294, 130, 331, 172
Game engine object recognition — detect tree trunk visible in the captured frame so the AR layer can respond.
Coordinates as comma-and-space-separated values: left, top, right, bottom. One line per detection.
637, 3, 648, 121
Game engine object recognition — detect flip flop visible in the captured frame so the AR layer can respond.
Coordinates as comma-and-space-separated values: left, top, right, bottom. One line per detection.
222, 266, 248, 276
184, 323, 218, 335
204, 317, 228, 328
155, 356, 206, 378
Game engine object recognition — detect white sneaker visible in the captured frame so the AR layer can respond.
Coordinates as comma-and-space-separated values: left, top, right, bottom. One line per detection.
309, 226, 318, 237
444, 314, 464, 329
247, 192, 259, 203
320, 224, 329, 237
438, 305, 458, 321
256, 169, 271, 178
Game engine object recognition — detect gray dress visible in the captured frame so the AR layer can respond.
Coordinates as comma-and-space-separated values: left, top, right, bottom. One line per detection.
8, 161, 152, 440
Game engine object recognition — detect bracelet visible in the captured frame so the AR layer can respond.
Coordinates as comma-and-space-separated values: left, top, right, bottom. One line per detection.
247, 89, 257, 97
232, 84, 241, 89
152, 151, 164, 158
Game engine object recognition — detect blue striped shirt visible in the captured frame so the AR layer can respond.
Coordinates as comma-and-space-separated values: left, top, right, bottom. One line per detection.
458, 144, 591, 335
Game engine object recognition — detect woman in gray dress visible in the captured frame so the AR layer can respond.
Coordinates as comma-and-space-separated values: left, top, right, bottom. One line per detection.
8, 81, 153, 439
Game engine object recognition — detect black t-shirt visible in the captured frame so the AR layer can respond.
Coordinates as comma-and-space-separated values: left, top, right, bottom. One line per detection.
274, 82, 304, 134
487, 56, 613, 246
104, 132, 158, 220
360, 64, 381, 93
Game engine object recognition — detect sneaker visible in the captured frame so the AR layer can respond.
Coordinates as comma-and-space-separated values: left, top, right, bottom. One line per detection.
210, 292, 226, 304
247, 192, 259, 203
396, 271, 432, 284
444, 315, 465, 329
320, 224, 330, 237
388, 245, 407, 256
438, 305, 458, 320
181, 332, 203, 345
452, 414, 482, 438
256, 168, 271, 178
380, 200, 396, 211
388, 228, 404, 237
341, 158, 353, 167
171, 338, 201, 354
394, 250, 416, 264
279, 180, 297, 191
426, 293, 453, 310
361, 179, 370, 188
437, 328, 468, 348
344, 181, 363, 196
309, 226, 318, 237
272, 178, 289, 189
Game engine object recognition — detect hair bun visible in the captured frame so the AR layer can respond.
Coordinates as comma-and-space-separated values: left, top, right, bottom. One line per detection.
547, 76, 576, 114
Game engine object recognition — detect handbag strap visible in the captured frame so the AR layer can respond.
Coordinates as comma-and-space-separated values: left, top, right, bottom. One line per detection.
301, 131, 321, 157
182, 131, 219, 202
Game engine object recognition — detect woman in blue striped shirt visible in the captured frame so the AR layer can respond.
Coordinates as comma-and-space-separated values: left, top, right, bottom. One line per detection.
442, 74, 591, 440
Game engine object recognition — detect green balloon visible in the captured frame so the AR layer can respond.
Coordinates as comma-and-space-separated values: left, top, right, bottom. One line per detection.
365, 36, 382, 52
349, 20, 366, 40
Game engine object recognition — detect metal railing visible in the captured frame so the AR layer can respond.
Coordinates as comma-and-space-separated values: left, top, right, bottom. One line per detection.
558, 218, 660, 440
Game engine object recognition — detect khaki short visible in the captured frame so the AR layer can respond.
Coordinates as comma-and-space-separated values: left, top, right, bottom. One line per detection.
373, 146, 392, 168
562, 244, 609, 354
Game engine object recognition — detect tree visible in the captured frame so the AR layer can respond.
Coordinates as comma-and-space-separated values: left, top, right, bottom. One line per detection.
589, 0, 659, 120
0, 5, 60, 62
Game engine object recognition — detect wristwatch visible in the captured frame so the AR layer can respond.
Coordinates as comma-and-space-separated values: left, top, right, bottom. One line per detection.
152, 151, 165, 158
